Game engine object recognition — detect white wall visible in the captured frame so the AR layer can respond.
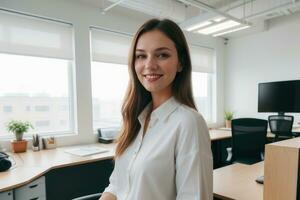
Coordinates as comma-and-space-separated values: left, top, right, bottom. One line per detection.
0, 0, 225, 149
225, 12, 300, 124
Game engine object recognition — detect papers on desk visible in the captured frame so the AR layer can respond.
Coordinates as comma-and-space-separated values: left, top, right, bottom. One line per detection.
64, 145, 109, 157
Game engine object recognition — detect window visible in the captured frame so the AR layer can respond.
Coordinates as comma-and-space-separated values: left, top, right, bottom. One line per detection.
3, 106, 13, 113
192, 72, 213, 122
91, 62, 129, 129
90, 28, 131, 130
0, 10, 74, 137
190, 45, 215, 123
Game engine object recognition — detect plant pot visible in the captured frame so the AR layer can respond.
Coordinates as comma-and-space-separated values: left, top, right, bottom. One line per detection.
15, 132, 24, 141
225, 120, 232, 128
11, 140, 28, 153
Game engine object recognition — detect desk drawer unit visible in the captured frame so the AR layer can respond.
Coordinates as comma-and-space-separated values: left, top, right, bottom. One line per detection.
14, 176, 46, 200
0, 190, 13, 200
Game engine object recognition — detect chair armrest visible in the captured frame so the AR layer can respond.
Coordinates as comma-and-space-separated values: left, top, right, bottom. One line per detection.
226, 147, 232, 162
72, 193, 102, 200
292, 132, 300, 137
260, 152, 264, 160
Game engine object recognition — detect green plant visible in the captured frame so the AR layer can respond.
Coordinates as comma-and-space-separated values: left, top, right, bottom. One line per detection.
6, 120, 34, 141
224, 111, 234, 121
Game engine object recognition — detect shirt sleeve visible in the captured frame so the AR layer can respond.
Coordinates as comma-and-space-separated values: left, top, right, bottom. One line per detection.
175, 112, 213, 200
103, 163, 118, 196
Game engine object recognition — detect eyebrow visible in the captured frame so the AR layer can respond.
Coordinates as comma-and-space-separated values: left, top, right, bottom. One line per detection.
135, 47, 172, 52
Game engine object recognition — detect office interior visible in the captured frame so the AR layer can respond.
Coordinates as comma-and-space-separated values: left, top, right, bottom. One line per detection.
0, 0, 300, 200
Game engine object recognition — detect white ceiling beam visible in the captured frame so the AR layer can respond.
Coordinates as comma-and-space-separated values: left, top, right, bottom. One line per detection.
102, 0, 127, 13
178, 0, 250, 25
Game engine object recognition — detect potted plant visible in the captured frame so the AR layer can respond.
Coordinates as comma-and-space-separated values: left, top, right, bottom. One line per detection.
224, 111, 234, 128
7, 120, 33, 153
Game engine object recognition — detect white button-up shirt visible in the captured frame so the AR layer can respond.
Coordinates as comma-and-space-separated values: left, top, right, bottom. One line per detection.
104, 97, 213, 200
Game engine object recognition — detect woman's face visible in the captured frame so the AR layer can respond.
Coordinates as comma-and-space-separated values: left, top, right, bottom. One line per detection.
134, 30, 181, 97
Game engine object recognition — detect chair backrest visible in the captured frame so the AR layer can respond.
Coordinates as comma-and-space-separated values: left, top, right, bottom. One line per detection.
268, 115, 294, 137
231, 118, 268, 162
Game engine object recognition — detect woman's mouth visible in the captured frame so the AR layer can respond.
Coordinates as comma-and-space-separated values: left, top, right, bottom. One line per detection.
144, 74, 163, 82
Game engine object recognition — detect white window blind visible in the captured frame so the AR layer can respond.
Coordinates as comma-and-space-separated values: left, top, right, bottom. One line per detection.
0, 10, 73, 59
90, 28, 132, 65
190, 45, 214, 73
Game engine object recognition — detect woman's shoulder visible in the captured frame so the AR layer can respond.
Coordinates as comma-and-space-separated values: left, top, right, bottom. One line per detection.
175, 103, 204, 122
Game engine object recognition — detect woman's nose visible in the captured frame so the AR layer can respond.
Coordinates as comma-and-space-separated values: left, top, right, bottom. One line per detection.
145, 57, 157, 69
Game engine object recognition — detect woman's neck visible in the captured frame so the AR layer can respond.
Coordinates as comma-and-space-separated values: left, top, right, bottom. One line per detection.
151, 92, 173, 110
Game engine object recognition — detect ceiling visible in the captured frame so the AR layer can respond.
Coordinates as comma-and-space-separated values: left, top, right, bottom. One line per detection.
78, 0, 300, 38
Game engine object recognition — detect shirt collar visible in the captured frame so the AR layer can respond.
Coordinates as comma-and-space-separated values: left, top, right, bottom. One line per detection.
138, 96, 180, 124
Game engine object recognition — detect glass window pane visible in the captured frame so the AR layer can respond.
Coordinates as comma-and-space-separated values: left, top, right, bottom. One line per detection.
0, 53, 72, 136
92, 62, 129, 129
192, 72, 212, 122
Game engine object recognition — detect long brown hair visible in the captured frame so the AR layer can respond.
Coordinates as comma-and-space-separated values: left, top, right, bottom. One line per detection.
115, 18, 196, 157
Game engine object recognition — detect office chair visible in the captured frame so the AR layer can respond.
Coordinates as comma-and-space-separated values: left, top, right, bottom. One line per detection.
72, 193, 102, 200
226, 118, 268, 165
268, 115, 300, 142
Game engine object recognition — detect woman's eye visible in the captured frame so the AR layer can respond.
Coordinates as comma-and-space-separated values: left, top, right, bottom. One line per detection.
136, 54, 146, 59
157, 53, 170, 59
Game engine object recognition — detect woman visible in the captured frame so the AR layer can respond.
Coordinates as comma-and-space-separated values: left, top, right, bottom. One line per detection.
100, 18, 213, 200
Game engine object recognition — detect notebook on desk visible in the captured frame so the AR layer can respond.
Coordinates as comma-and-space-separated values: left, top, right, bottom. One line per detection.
64, 146, 109, 157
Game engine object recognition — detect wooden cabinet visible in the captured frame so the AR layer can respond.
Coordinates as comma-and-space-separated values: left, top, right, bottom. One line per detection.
0, 190, 13, 200
264, 137, 300, 200
14, 176, 46, 200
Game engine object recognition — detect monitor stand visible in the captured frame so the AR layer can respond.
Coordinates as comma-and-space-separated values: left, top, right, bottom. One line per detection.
278, 112, 285, 116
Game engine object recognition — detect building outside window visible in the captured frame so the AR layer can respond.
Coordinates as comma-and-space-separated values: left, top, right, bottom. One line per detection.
3, 106, 13, 113
35, 105, 50, 112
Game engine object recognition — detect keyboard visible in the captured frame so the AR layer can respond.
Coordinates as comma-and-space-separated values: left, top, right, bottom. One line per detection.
64, 146, 108, 157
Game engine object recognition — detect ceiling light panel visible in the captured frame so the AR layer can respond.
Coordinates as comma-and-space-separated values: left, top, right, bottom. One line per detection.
212, 16, 226, 22
212, 25, 250, 37
186, 21, 212, 31
197, 20, 241, 35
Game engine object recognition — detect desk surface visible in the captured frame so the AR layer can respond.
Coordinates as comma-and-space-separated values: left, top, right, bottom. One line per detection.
210, 129, 232, 141
213, 162, 264, 200
0, 143, 115, 192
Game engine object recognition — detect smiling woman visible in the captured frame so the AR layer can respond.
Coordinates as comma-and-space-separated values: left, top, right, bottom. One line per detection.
100, 18, 213, 200
134, 30, 181, 105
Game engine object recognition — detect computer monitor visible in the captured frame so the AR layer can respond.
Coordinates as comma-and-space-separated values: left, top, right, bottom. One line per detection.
258, 80, 300, 115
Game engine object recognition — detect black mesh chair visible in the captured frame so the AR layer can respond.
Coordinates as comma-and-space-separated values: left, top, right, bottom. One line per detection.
226, 118, 268, 165
268, 115, 300, 142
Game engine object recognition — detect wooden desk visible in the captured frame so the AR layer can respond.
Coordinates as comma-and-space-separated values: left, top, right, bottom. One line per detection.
0, 143, 115, 193
210, 129, 231, 141
213, 162, 264, 200
210, 128, 280, 140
